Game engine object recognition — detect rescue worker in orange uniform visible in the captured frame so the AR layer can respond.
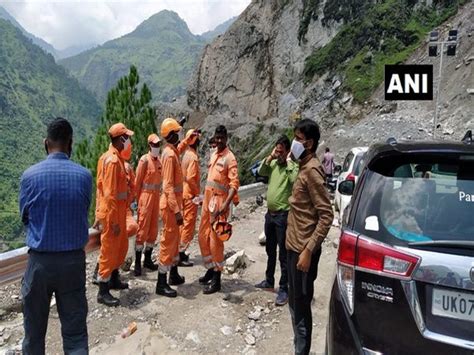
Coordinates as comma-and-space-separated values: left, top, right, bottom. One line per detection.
198, 125, 240, 294
91, 144, 137, 284
134, 133, 162, 276
124, 161, 139, 238
156, 118, 198, 297
178, 129, 201, 267
95, 123, 134, 307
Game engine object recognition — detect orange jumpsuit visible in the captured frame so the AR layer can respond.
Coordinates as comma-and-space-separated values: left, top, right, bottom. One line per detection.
135, 153, 162, 250
198, 147, 240, 270
96, 145, 129, 281
125, 162, 139, 238
159, 144, 186, 272
179, 147, 200, 252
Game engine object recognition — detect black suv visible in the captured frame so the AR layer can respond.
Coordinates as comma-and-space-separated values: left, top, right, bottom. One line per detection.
326, 134, 474, 354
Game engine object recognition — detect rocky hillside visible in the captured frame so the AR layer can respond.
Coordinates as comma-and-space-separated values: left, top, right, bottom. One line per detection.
60, 11, 235, 104
0, 19, 101, 251
186, 0, 472, 180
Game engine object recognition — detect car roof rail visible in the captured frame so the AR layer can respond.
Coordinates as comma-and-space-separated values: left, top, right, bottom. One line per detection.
461, 130, 472, 144
386, 137, 397, 145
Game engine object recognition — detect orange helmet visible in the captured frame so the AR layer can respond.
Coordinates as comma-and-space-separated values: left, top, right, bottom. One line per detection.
212, 219, 233, 242
185, 129, 199, 145
160, 118, 181, 139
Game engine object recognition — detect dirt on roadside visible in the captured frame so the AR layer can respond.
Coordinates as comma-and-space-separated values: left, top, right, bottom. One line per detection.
0, 199, 339, 355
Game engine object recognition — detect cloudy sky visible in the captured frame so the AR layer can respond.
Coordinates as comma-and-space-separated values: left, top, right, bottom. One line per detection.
0, 0, 251, 50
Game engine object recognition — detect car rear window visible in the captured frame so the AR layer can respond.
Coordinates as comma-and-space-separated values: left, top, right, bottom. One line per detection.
353, 153, 366, 176
353, 155, 474, 246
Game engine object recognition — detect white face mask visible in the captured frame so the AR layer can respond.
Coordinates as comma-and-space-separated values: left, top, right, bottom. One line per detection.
210, 147, 217, 155
150, 147, 160, 157
121, 137, 131, 150
290, 139, 306, 160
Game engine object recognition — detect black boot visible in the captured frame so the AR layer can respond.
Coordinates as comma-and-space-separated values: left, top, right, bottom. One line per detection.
97, 281, 120, 307
178, 251, 194, 267
92, 263, 99, 285
143, 248, 158, 271
169, 266, 185, 286
203, 271, 221, 294
155, 272, 177, 298
199, 269, 214, 285
109, 269, 129, 290
134, 250, 142, 276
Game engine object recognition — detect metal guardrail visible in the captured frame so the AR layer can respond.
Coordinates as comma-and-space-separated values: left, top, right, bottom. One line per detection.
0, 183, 266, 286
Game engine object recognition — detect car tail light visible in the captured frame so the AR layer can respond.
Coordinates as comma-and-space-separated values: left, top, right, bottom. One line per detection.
357, 237, 420, 279
337, 231, 357, 314
345, 173, 355, 182
337, 231, 421, 315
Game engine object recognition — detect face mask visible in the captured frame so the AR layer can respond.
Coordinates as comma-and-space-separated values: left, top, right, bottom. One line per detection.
210, 147, 217, 155
290, 139, 306, 160
120, 140, 132, 160
150, 147, 160, 157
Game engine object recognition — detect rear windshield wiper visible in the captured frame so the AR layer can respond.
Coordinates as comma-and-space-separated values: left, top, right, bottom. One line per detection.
408, 240, 474, 250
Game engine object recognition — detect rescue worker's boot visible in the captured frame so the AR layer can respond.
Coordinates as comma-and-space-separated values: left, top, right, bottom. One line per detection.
178, 251, 193, 267
134, 250, 142, 276
143, 248, 159, 271
203, 271, 221, 294
155, 272, 177, 298
169, 266, 185, 285
199, 269, 214, 285
92, 263, 99, 285
97, 281, 120, 307
109, 269, 129, 290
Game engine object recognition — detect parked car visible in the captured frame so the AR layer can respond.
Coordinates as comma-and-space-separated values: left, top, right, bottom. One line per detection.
250, 160, 269, 184
334, 147, 368, 222
326, 135, 474, 354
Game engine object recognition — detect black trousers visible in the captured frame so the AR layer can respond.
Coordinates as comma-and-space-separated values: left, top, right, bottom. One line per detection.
287, 248, 322, 355
21, 249, 88, 355
264, 211, 289, 292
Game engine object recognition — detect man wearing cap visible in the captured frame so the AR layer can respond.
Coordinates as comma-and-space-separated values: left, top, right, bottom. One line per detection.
198, 125, 240, 294
178, 129, 201, 267
134, 133, 162, 276
91, 149, 138, 284
155, 118, 197, 297
95, 122, 134, 307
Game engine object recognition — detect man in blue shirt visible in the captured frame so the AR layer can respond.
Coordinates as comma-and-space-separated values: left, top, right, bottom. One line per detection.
19, 118, 92, 355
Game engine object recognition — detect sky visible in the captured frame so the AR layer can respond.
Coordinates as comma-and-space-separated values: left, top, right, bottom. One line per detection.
0, 0, 251, 50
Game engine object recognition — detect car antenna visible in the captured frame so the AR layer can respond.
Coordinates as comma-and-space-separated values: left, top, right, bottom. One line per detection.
461, 130, 472, 144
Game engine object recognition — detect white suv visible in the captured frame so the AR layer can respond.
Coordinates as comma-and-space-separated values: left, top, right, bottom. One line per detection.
334, 147, 368, 223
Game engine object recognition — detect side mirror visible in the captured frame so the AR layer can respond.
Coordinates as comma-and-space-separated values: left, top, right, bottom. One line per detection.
338, 180, 355, 196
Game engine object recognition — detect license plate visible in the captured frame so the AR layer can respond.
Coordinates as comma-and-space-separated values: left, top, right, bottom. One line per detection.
432, 288, 474, 322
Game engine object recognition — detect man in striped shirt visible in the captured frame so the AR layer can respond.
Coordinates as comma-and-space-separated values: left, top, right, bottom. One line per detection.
19, 118, 92, 355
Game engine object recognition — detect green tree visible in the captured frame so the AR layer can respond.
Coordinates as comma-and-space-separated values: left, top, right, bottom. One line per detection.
76, 65, 156, 221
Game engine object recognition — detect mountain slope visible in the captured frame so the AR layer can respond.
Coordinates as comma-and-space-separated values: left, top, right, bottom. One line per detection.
0, 19, 102, 251
59, 10, 206, 103
0, 5, 58, 58
200, 16, 237, 41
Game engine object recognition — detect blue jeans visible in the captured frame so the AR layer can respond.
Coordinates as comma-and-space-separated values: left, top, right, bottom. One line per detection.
264, 211, 289, 292
21, 249, 88, 355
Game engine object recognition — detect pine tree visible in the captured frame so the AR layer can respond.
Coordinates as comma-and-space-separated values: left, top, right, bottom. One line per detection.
76, 65, 156, 221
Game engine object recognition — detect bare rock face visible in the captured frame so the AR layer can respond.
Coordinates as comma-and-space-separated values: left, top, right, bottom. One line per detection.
187, 0, 338, 121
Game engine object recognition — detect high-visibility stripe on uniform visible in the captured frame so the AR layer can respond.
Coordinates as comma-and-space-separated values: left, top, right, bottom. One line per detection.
206, 180, 229, 192
142, 183, 161, 191
117, 192, 128, 200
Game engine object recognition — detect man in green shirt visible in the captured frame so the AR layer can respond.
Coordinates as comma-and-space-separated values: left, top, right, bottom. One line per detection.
255, 135, 298, 306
